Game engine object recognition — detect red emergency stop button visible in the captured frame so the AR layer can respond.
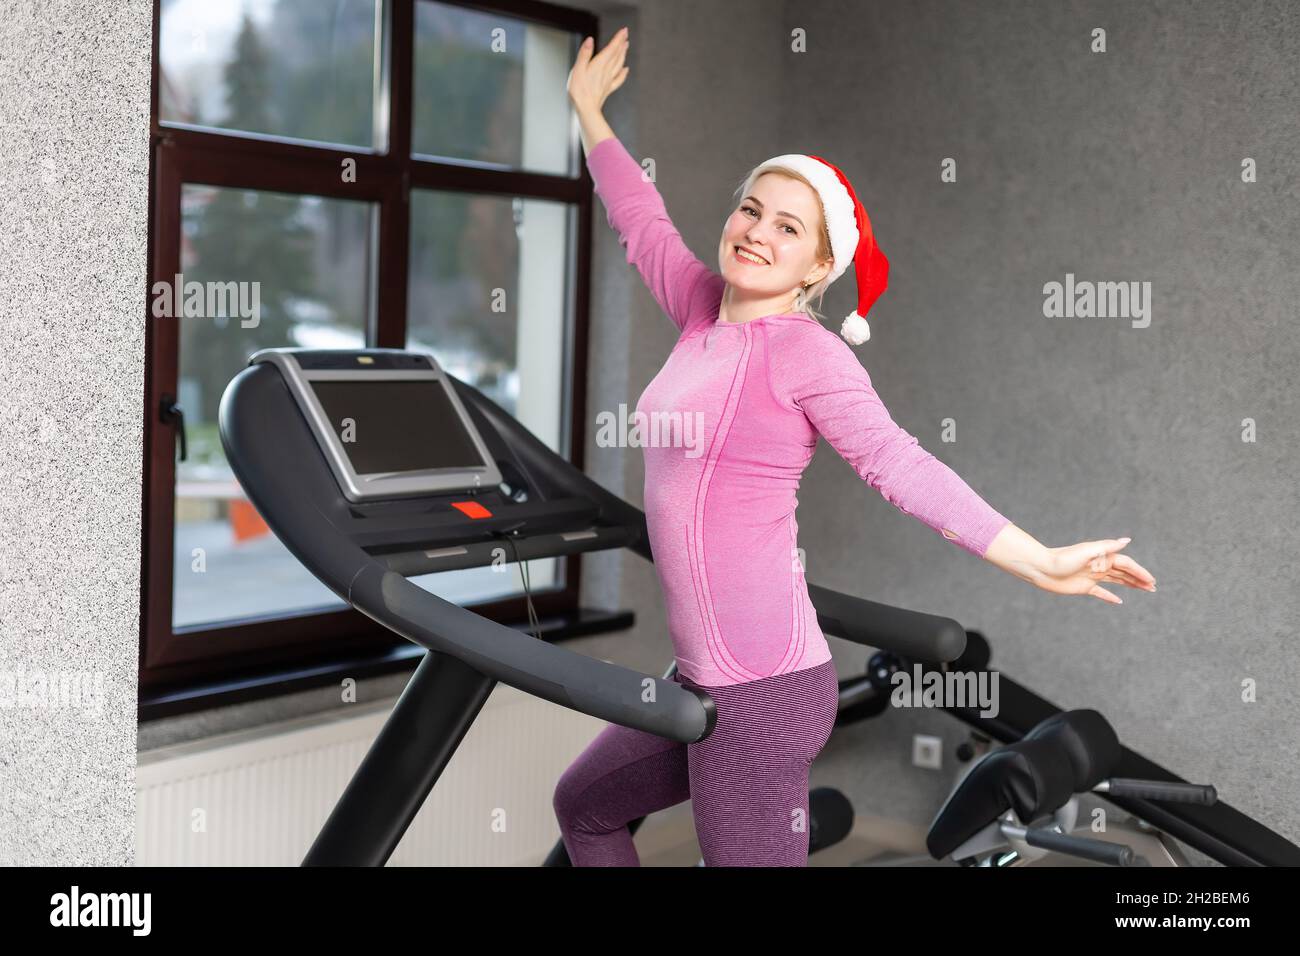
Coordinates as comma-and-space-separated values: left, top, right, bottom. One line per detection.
451, 500, 493, 519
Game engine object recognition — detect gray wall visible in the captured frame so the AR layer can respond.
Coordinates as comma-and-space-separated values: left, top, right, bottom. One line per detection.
789, 0, 1299, 845
2, 0, 1294, 864
0, 0, 151, 865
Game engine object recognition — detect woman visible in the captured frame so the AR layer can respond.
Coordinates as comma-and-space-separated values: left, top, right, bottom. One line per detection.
554, 28, 1157, 867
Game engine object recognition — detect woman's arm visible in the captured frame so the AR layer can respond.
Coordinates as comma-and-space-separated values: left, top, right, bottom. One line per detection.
981, 523, 1051, 584
775, 328, 1011, 559
773, 328, 1157, 603
576, 105, 616, 158
568, 30, 721, 335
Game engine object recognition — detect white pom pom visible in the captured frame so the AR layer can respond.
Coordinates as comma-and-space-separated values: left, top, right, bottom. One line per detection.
840, 311, 871, 345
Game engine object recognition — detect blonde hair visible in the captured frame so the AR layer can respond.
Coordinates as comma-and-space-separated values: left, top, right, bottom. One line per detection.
732, 164, 835, 321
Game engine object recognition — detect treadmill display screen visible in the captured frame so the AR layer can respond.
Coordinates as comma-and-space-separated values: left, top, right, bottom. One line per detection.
310, 380, 487, 475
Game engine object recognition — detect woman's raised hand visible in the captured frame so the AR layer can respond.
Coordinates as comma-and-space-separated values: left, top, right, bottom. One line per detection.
568, 26, 630, 114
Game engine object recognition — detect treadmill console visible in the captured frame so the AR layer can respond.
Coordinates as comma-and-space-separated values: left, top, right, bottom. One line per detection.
252, 348, 503, 503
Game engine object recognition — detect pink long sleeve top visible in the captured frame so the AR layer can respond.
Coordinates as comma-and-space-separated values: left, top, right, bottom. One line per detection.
588, 135, 1011, 687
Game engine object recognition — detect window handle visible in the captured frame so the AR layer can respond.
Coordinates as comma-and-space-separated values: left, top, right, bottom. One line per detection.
160, 394, 188, 462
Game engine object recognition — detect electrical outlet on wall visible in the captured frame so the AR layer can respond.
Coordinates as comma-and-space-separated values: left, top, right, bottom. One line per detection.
912, 734, 943, 770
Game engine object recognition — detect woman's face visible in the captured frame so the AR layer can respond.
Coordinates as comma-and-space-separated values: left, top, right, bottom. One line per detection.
717, 172, 831, 302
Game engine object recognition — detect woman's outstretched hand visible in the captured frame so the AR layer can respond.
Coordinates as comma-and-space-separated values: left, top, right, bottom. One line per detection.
568, 27, 630, 114
1036, 537, 1156, 605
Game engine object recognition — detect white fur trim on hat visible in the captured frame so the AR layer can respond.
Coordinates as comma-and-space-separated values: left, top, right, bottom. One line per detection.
840, 311, 871, 345
748, 154, 859, 282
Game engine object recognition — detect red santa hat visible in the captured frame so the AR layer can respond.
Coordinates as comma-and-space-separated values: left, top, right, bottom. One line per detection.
747, 153, 889, 345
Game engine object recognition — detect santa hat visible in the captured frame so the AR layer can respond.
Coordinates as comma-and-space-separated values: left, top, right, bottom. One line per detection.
747, 153, 889, 345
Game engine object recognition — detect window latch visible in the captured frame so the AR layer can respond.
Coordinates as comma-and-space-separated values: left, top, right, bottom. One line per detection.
160, 394, 188, 462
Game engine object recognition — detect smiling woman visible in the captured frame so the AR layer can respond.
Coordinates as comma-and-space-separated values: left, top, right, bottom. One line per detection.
560, 25, 1156, 869
721, 149, 891, 343
560, 26, 1003, 868
717, 176, 836, 325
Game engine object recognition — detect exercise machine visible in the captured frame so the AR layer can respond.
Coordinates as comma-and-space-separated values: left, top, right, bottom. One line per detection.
219, 348, 1300, 867
929, 708, 1217, 866
218, 347, 960, 865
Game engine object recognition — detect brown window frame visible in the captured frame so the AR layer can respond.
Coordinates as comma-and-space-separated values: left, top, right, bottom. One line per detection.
141, 0, 599, 692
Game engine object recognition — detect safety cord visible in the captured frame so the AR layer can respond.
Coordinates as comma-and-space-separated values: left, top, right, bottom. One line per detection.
495, 530, 543, 641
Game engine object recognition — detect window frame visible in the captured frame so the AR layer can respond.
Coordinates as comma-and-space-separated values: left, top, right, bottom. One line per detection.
141, 0, 600, 691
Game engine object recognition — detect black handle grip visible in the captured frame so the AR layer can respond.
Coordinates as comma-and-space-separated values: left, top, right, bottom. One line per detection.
807, 583, 966, 663
1105, 778, 1218, 805
1023, 828, 1139, 866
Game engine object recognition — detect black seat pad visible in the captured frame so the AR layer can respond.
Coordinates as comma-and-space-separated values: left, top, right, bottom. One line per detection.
926, 709, 1120, 859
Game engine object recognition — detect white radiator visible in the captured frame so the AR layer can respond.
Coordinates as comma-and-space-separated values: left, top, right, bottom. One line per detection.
136, 680, 607, 866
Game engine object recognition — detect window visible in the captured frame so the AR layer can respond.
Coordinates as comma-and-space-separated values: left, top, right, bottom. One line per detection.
172, 186, 374, 631
158, 0, 381, 149
144, 0, 598, 690
412, 1, 575, 174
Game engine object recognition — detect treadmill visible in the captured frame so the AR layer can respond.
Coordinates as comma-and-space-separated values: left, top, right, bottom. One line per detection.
218, 347, 1300, 867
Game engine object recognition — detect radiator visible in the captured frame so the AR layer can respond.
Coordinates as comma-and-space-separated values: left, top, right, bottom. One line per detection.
136, 680, 606, 866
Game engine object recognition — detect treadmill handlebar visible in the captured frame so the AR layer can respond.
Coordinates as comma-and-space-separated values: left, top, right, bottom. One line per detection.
807, 583, 967, 663
347, 562, 717, 744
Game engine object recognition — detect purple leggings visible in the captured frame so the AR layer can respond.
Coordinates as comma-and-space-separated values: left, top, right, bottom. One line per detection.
552, 660, 839, 866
